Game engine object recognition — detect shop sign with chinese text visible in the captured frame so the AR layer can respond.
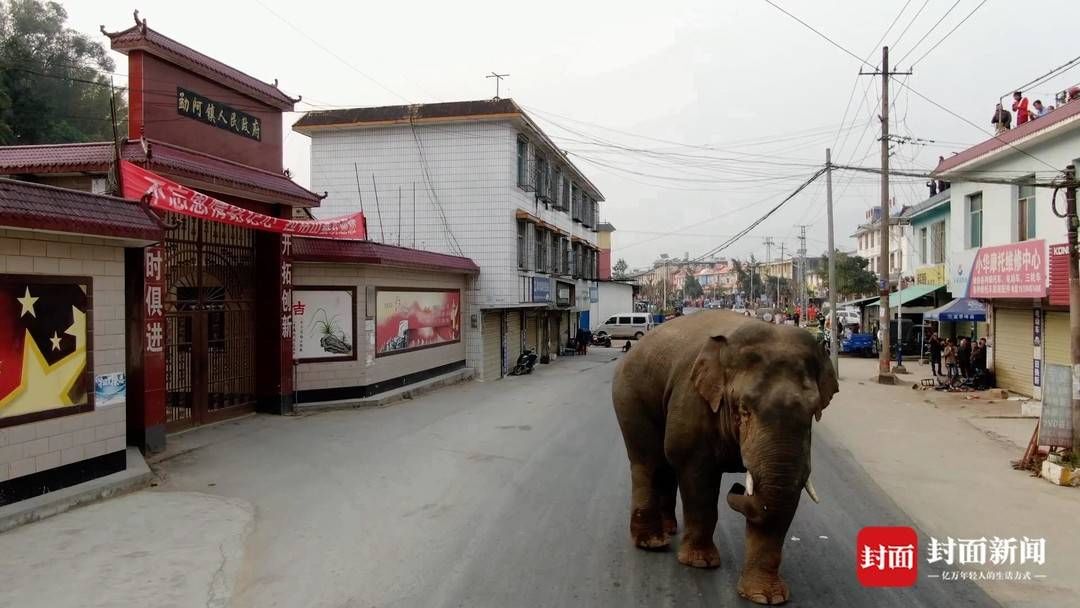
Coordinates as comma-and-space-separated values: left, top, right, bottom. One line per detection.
1048, 243, 1070, 306
968, 240, 1046, 299
177, 87, 261, 141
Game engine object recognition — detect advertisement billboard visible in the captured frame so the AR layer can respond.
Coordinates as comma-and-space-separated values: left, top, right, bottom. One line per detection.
375, 289, 461, 356
293, 287, 357, 362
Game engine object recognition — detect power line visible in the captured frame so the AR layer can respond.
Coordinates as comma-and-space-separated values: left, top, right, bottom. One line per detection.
762, 0, 874, 70
891, 0, 932, 51
908, 0, 989, 67
250, 0, 415, 103
894, 0, 962, 65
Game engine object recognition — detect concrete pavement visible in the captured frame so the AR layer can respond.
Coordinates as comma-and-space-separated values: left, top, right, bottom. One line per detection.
0, 347, 1060, 606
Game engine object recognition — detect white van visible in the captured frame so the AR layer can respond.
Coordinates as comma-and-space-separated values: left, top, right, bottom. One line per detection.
595, 313, 653, 340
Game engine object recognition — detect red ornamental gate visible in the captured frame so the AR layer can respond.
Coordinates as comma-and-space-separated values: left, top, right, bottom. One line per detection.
163, 216, 257, 430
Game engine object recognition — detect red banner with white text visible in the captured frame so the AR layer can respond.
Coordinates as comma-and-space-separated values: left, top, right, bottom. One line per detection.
120, 160, 366, 240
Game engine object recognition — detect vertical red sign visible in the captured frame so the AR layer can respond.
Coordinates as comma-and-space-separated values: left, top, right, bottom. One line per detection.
279, 235, 294, 396
1048, 243, 1070, 306
143, 245, 166, 428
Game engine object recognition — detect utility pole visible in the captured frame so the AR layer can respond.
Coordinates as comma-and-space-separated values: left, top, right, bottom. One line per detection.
861, 46, 911, 384
778, 242, 786, 305
797, 225, 808, 325
826, 148, 838, 375
764, 237, 774, 304
1066, 164, 1080, 455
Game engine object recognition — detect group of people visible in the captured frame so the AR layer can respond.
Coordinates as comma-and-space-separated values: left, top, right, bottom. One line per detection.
927, 332, 987, 380
992, 88, 1080, 134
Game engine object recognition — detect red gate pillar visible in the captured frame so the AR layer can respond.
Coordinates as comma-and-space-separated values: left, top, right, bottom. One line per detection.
126, 244, 167, 452
255, 232, 294, 414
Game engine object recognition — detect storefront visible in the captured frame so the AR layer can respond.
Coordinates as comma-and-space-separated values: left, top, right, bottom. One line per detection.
958, 239, 1060, 398
0, 179, 161, 505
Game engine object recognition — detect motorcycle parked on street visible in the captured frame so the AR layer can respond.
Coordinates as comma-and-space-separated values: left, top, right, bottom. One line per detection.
509, 348, 538, 376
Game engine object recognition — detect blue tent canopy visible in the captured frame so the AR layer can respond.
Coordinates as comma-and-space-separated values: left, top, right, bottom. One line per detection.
924, 298, 986, 322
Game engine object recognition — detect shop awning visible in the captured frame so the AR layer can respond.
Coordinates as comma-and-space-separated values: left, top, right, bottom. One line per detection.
837, 295, 879, 308
865, 284, 942, 309
924, 298, 986, 322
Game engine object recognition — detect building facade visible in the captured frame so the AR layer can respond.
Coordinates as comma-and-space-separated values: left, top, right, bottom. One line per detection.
294, 100, 602, 381
934, 94, 1080, 399
852, 205, 912, 286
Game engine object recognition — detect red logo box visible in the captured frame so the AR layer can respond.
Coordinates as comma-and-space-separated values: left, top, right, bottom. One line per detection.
856, 526, 918, 587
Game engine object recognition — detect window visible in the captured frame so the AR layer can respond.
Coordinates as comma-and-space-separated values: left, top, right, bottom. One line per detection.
517, 219, 528, 268
562, 177, 571, 213
561, 238, 570, 274
633, 316, 647, 324
1017, 180, 1036, 241
968, 193, 983, 248
930, 220, 946, 264
919, 227, 928, 264
605, 317, 617, 325
516, 137, 528, 188
618, 316, 632, 324
870, 230, 875, 249
554, 169, 563, 208
549, 232, 558, 274
534, 226, 546, 271
535, 155, 548, 200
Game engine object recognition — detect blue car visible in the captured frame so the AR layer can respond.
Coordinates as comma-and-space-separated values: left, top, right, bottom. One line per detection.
840, 332, 878, 357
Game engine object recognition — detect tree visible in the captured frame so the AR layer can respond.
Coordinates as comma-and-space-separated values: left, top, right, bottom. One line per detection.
683, 272, 704, 299
612, 258, 628, 279
732, 255, 758, 298
0, 0, 127, 144
818, 251, 878, 299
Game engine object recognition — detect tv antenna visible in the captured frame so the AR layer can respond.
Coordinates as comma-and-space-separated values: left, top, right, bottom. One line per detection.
486, 72, 510, 99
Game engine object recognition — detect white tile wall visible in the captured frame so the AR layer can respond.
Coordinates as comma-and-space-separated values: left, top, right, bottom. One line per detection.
0, 229, 128, 482
306, 116, 601, 377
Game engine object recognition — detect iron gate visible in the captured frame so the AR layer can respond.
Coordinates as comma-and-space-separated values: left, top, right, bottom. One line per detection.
164, 216, 257, 431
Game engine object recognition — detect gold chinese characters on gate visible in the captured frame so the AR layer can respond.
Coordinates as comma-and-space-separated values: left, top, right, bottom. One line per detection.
176, 87, 261, 142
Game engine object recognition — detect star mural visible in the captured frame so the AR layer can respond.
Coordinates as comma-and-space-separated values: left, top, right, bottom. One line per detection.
0, 279, 90, 420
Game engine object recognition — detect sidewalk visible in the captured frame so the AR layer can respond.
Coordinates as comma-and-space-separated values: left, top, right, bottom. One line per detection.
822, 356, 1079, 607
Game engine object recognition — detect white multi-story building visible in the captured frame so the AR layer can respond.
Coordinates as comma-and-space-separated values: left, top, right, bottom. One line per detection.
934, 92, 1080, 398
852, 205, 912, 284
294, 99, 602, 380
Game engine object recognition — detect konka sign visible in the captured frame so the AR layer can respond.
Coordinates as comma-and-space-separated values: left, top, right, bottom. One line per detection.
967, 240, 1046, 299
120, 161, 367, 240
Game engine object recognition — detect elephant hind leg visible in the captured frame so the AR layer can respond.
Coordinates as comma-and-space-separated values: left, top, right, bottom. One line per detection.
629, 462, 670, 550
657, 465, 678, 536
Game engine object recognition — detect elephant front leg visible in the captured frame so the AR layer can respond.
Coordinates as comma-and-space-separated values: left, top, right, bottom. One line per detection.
675, 464, 721, 568
737, 523, 790, 605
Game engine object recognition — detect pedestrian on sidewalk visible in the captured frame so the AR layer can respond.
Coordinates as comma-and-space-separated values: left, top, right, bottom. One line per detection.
972, 337, 987, 374
928, 332, 943, 376
958, 338, 972, 378
944, 338, 959, 380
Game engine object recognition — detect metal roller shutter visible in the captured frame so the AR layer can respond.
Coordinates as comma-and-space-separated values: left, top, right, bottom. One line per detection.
993, 307, 1034, 397
482, 311, 503, 381
526, 312, 540, 352
1045, 312, 1069, 367
506, 310, 522, 364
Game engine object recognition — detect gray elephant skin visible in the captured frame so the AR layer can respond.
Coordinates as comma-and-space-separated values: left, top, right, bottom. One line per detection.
612, 310, 838, 605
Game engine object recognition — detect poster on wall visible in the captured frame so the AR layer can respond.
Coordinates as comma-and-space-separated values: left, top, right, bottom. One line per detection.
292, 287, 357, 362
375, 289, 461, 356
0, 275, 92, 426
94, 373, 126, 407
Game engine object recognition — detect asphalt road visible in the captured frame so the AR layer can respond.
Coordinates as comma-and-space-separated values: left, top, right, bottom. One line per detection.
158, 348, 1000, 608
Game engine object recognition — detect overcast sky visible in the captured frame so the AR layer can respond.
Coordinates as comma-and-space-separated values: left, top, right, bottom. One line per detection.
66, 0, 1080, 268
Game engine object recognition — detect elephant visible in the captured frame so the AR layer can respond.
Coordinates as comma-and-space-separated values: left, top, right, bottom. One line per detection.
612, 310, 838, 605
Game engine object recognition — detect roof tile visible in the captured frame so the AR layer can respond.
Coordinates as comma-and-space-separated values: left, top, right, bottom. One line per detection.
292, 238, 479, 274
0, 178, 162, 240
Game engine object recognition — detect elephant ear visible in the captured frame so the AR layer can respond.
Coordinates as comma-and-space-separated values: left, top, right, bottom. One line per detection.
691, 332, 730, 413
813, 348, 839, 421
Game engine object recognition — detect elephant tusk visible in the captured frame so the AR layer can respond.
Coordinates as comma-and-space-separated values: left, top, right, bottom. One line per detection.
745, 472, 754, 496
804, 478, 820, 503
